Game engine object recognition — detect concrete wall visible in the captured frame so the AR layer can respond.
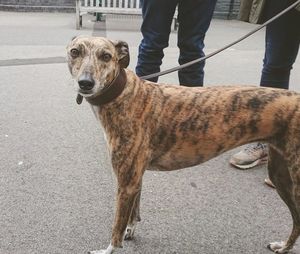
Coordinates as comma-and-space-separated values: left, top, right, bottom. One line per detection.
0, 0, 75, 12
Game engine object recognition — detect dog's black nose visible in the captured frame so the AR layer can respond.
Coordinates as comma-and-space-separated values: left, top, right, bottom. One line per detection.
78, 73, 95, 91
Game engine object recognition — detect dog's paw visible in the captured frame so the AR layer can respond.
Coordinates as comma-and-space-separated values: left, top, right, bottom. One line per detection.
268, 241, 291, 253
88, 244, 115, 254
88, 251, 107, 254
124, 224, 137, 241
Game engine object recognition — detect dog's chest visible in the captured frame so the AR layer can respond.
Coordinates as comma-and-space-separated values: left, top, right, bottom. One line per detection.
90, 105, 109, 146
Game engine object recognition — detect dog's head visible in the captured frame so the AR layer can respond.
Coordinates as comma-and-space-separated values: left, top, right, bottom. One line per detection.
67, 36, 129, 97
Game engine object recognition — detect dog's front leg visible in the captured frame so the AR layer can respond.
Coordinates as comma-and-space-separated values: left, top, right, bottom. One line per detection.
111, 180, 142, 248
89, 169, 143, 254
89, 185, 141, 254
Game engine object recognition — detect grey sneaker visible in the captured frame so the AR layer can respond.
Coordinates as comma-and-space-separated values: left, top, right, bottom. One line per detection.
229, 143, 268, 169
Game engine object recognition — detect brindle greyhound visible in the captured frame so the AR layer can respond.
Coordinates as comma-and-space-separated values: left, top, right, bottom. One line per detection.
67, 36, 300, 254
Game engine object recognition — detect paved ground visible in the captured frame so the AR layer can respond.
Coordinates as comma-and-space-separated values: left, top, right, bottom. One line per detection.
0, 11, 300, 254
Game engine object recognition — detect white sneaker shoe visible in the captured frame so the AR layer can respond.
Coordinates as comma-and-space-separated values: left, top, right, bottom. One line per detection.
229, 143, 268, 169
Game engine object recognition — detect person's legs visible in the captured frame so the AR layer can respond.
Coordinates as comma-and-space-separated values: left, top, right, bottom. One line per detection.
230, 0, 299, 170
177, 0, 217, 86
260, 0, 300, 89
136, 0, 178, 82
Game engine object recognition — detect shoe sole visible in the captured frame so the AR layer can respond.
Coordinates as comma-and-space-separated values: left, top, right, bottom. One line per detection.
229, 155, 268, 170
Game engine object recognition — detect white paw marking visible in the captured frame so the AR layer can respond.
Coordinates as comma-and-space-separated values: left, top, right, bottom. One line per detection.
88, 251, 107, 254
268, 241, 291, 253
89, 243, 115, 254
124, 223, 137, 240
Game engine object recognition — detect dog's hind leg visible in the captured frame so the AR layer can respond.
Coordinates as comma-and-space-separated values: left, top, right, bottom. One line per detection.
124, 184, 142, 240
268, 226, 300, 253
267, 146, 300, 253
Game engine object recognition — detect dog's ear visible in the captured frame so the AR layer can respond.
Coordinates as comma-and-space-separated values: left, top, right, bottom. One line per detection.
113, 40, 130, 68
67, 36, 77, 50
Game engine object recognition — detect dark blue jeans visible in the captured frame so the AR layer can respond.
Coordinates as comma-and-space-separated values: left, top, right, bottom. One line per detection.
260, 0, 300, 89
135, 0, 217, 86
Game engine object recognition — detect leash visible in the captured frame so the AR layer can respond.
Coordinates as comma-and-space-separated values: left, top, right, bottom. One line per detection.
140, 0, 300, 81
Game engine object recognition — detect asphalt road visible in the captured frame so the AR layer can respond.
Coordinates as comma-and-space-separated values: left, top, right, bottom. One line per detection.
0, 11, 300, 254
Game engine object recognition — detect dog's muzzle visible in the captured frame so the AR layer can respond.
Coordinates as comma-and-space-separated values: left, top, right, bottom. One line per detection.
78, 73, 95, 92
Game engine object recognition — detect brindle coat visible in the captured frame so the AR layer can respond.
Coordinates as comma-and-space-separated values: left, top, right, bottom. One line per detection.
67, 36, 300, 254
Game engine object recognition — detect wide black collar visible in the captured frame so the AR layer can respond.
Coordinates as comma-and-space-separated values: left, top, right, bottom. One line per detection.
76, 68, 127, 106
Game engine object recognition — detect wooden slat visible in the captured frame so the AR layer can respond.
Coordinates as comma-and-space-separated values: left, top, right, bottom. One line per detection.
80, 0, 145, 9
77, 0, 179, 29
80, 6, 141, 14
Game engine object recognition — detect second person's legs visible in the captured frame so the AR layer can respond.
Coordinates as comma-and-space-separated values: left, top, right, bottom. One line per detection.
260, 0, 300, 89
177, 0, 217, 86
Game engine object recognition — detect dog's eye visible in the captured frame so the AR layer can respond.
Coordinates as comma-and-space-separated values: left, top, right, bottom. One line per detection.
102, 53, 112, 62
70, 48, 80, 58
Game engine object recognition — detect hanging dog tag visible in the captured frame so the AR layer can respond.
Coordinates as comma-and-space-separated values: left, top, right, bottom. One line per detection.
76, 94, 83, 105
